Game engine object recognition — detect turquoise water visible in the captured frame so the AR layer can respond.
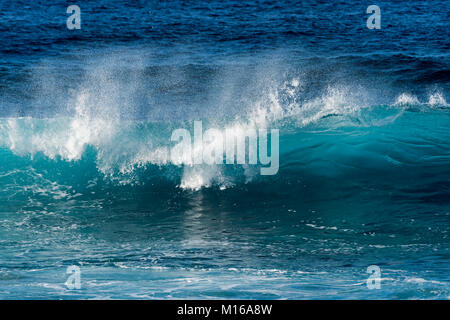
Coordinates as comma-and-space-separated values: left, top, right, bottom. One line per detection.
1, 104, 449, 299
0, 0, 449, 299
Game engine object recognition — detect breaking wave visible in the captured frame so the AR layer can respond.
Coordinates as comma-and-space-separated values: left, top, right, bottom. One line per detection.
0, 54, 448, 191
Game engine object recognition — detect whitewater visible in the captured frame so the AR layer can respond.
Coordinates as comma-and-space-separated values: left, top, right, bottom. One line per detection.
0, 0, 449, 299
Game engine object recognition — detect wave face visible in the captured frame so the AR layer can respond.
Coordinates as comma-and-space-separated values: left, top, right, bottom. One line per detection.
0, 0, 449, 299
0, 90, 449, 190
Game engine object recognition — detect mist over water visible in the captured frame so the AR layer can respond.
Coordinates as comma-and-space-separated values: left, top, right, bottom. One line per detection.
0, 0, 449, 299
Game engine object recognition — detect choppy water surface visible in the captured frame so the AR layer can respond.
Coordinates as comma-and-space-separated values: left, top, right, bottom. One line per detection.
0, 0, 449, 299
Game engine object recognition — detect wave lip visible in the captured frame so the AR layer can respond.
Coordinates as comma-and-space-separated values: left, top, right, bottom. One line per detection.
0, 56, 448, 190
1, 97, 449, 191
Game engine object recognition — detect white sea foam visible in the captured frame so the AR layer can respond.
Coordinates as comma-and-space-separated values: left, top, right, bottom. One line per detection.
0, 81, 388, 190
394, 93, 420, 106
1, 53, 444, 190
394, 92, 448, 108
428, 92, 448, 107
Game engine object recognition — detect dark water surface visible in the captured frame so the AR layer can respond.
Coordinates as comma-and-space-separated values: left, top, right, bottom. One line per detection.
0, 0, 449, 299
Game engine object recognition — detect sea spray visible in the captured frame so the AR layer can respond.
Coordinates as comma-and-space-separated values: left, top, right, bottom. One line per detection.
170, 121, 279, 176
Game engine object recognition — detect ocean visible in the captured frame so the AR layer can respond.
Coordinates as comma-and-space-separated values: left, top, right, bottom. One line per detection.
0, 0, 449, 299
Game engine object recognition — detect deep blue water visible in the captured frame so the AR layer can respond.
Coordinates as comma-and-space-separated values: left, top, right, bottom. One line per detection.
0, 0, 449, 299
